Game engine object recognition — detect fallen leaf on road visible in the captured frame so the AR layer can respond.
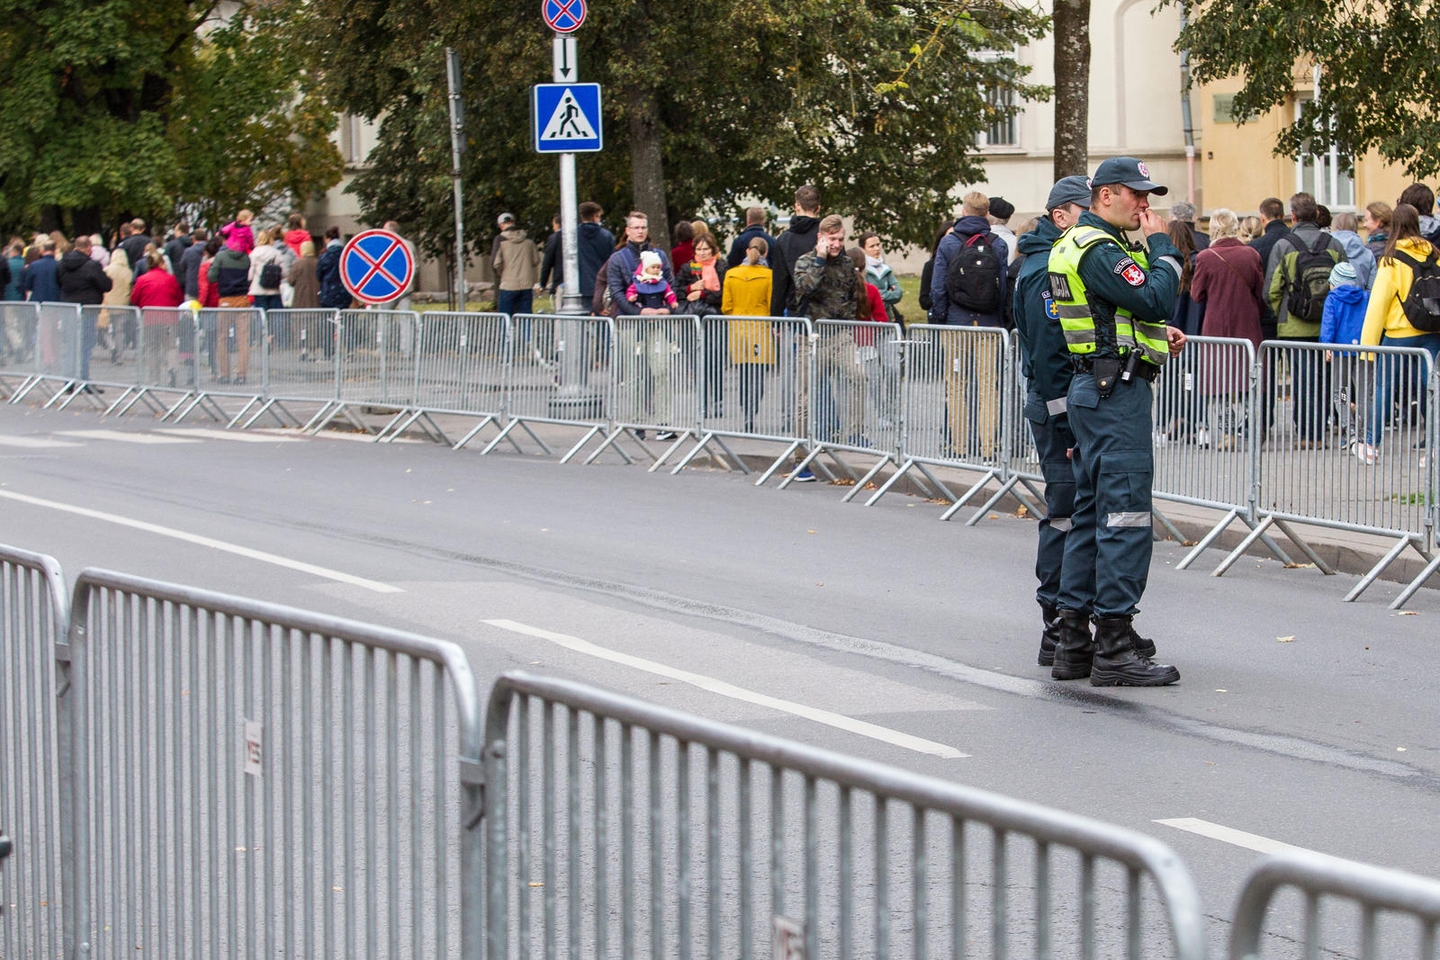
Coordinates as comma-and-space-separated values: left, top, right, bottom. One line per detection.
1283, 563, 1314, 569
807, 529, 817, 534
1016, 506, 1028, 518
1276, 636, 1295, 643
1397, 747, 1408, 752
1397, 611, 1419, 617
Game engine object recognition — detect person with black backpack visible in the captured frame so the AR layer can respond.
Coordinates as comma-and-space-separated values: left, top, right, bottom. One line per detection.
1264, 192, 1348, 446
928, 192, 1010, 460
1353, 203, 1440, 465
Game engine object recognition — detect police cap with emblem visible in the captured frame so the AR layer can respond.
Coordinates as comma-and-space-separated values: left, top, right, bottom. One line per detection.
1090, 157, 1169, 197
1046, 176, 1094, 212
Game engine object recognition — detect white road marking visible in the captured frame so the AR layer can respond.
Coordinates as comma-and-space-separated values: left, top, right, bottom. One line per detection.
58, 429, 198, 445
157, 428, 303, 443
0, 489, 402, 594
1155, 818, 1302, 855
0, 435, 82, 449
484, 618, 969, 759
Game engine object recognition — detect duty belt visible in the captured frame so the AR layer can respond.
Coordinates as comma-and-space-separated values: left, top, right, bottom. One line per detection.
1073, 356, 1160, 382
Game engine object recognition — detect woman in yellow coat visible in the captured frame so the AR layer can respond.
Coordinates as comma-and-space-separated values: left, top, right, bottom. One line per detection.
721, 237, 774, 434
1354, 204, 1440, 464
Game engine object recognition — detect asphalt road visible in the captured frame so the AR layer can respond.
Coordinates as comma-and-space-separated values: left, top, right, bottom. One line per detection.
2, 399, 1437, 957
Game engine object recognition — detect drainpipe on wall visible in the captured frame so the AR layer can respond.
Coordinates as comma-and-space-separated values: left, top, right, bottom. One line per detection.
1177, 3, 1197, 206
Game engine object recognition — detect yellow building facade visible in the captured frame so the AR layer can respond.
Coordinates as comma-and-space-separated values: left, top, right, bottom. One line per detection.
1195, 68, 1420, 218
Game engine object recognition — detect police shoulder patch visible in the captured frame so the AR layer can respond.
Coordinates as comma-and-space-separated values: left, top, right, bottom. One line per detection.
1113, 257, 1146, 287
1042, 291, 1060, 321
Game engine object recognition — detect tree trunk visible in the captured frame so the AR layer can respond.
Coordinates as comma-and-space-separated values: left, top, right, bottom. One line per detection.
625, 85, 671, 252
1052, 0, 1092, 179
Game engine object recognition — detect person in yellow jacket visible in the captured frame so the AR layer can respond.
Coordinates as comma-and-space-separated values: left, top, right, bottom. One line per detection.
1354, 204, 1440, 464
721, 237, 774, 434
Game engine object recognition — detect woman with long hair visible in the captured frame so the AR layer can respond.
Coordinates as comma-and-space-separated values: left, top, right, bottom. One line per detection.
1353, 203, 1440, 464
721, 236, 773, 434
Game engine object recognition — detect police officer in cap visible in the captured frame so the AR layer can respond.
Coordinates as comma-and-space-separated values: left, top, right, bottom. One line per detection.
1011, 175, 1093, 667
1047, 158, 1187, 686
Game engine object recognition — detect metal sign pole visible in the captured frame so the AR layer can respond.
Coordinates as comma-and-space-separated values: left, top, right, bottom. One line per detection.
553, 34, 583, 317
446, 47, 467, 311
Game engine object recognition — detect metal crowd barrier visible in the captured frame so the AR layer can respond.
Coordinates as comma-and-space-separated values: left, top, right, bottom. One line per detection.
1230, 849, 1440, 959
866, 325, 1014, 517
0, 545, 69, 960
62, 569, 485, 959
303, 309, 421, 434
1206, 343, 1436, 605
597, 315, 703, 470
244, 307, 341, 429
472, 314, 616, 462
0, 301, 39, 399
392, 310, 510, 446
783, 320, 903, 493
9, 302, 84, 407
482, 670, 1207, 960
676, 316, 810, 479
1153, 336, 1264, 551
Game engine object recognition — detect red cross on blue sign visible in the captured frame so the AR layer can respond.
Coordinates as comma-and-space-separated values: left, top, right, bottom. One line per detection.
542, 0, 586, 33
340, 229, 415, 305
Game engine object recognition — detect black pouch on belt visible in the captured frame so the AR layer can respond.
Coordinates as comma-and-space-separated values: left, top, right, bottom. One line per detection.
1092, 357, 1121, 398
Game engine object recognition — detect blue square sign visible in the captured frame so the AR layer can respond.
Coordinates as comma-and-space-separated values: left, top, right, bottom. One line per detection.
532, 83, 602, 153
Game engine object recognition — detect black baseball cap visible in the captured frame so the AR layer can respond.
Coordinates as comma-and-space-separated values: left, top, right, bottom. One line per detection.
1090, 157, 1169, 196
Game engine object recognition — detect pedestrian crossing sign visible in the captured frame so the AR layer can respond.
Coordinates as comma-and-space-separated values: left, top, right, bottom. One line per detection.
532, 83, 603, 153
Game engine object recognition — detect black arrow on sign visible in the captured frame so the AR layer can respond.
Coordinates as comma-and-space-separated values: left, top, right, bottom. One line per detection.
559, 41, 572, 78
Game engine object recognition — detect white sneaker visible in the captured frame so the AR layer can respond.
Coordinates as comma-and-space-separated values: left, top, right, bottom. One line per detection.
1194, 427, 1210, 448
1349, 441, 1377, 466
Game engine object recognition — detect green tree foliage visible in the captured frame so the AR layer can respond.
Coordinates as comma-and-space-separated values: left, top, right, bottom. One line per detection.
0, 0, 342, 236
292, 0, 1048, 254
1176, 0, 1440, 178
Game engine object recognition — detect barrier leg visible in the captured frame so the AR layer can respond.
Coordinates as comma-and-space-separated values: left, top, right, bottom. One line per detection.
842, 457, 893, 503
669, 433, 716, 475
559, 425, 606, 464
1344, 537, 1430, 602
863, 458, 914, 505
1176, 509, 1241, 570
964, 475, 1021, 527
754, 440, 803, 487
1270, 519, 1336, 575
777, 445, 823, 490
1392, 551, 1440, 609
647, 430, 694, 473
1153, 506, 1187, 544
1214, 516, 1276, 577
938, 469, 998, 521
454, 415, 502, 451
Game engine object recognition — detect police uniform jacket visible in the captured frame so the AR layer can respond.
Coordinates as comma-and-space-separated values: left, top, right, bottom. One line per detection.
1012, 217, 1072, 410
1053, 212, 1182, 363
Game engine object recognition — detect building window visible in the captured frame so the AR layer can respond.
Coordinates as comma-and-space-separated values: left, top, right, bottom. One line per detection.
1294, 93, 1354, 209
980, 86, 1018, 148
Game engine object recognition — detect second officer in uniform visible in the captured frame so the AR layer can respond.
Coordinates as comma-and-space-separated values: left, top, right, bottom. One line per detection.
1047, 157, 1188, 686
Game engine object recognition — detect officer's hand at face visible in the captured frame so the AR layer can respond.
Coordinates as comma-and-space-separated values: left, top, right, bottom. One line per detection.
1166, 324, 1187, 356
1138, 208, 1167, 238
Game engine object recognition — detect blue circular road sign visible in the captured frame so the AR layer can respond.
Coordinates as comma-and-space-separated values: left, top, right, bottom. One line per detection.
340, 229, 415, 305
542, 0, 586, 33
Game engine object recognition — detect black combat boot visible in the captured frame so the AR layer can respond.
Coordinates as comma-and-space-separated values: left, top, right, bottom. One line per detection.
1038, 604, 1062, 666
1090, 617, 1179, 686
1050, 610, 1094, 680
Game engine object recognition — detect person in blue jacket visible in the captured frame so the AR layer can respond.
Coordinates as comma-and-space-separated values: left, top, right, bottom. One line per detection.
1318, 261, 1369, 444
1011, 175, 1093, 668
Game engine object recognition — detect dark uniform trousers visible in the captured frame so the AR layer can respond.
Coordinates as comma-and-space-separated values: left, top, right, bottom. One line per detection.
1058, 371, 1155, 618
1025, 398, 1082, 608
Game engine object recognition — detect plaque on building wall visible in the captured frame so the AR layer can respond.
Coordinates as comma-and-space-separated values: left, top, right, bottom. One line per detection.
1213, 94, 1239, 123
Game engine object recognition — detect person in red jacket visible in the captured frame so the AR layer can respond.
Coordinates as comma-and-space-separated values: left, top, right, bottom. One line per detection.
131, 251, 185, 387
